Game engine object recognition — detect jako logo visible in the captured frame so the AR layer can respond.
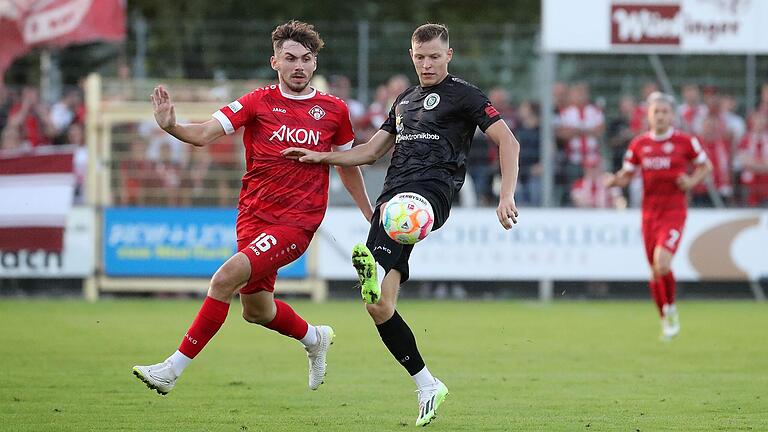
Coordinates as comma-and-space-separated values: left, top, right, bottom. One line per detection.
269, 125, 321, 146
184, 333, 198, 345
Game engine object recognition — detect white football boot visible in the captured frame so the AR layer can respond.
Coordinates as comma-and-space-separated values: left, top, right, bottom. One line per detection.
415, 378, 449, 427
132, 360, 178, 395
660, 304, 680, 341
666, 304, 680, 337
305, 325, 335, 390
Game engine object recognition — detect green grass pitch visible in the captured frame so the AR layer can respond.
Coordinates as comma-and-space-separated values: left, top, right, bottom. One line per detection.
1, 299, 766, 431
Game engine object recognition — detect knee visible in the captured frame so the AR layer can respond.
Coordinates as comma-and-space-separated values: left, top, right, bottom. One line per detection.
208, 270, 238, 300
365, 301, 394, 323
654, 261, 671, 276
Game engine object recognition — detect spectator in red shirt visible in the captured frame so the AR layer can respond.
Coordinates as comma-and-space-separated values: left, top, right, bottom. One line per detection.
738, 113, 768, 206
153, 141, 184, 206
694, 115, 733, 206
557, 82, 605, 203
7, 87, 54, 148
756, 82, 768, 119
570, 155, 625, 209
677, 84, 705, 134
50, 88, 84, 143
119, 137, 154, 206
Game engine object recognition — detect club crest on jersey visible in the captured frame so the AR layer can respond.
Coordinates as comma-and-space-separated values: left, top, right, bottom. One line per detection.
396, 115, 404, 134
662, 142, 675, 154
308, 105, 326, 120
423, 93, 440, 110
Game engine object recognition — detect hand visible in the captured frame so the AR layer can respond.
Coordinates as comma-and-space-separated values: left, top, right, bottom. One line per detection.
603, 173, 617, 188
676, 174, 694, 191
496, 195, 519, 230
151, 85, 176, 132
281, 147, 325, 163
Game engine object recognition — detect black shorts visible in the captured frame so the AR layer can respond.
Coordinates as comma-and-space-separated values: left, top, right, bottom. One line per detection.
366, 182, 451, 284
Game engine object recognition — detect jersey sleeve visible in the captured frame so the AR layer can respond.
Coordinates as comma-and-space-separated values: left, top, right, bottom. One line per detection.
212, 91, 260, 135
463, 87, 502, 132
379, 97, 398, 134
332, 101, 355, 150
687, 136, 709, 164
622, 138, 641, 172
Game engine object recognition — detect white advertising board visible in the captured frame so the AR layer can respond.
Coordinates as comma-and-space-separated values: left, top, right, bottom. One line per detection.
543, 0, 768, 54
318, 208, 768, 281
0, 207, 95, 278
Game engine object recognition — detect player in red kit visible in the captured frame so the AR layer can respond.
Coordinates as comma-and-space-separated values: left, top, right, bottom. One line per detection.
132, 21, 373, 395
606, 92, 712, 341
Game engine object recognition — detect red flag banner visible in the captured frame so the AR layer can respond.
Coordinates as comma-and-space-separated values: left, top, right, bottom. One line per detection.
0, 0, 126, 77
0, 148, 75, 252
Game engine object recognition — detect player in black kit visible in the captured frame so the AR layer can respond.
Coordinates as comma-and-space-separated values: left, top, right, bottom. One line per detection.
282, 23, 520, 426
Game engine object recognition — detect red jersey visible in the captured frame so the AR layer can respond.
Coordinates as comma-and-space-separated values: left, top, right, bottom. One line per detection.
570, 176, 621, 208
623, 128, 708, 213
739, 131, 768, 205
213, 85, 354, 231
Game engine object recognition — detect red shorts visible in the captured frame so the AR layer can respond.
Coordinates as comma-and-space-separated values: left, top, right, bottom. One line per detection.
641, 211, 686, 265
236, 212, 314, 295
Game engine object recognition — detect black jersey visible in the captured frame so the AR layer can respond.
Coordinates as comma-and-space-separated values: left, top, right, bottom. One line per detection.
378, 75, 502, 208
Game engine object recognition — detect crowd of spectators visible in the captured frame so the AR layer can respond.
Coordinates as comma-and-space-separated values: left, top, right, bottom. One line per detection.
518, 80, 766, 209
2, 76, 768, 209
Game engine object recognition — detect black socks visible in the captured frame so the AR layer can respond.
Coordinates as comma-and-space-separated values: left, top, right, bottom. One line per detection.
375, 310, 425, 376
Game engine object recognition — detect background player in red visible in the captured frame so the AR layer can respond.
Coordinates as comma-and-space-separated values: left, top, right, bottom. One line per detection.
606, 92, 712, 341
132, 21, 373, 395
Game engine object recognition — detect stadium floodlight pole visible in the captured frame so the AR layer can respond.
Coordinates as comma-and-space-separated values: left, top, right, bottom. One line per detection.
746, 54, 756, 116
538, 50, 556, 303
357, 20, 370, 106
539, 51, 556, 208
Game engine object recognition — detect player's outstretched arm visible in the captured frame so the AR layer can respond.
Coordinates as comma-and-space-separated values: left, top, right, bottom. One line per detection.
282, 130, 395, 166
677, 158, 713, 191
604, 169, 633, 188
151, 85, 225, 147
485, 120, 520, 230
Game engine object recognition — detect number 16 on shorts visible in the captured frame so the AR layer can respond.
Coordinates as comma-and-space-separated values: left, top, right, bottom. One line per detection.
249, 233, 277, 256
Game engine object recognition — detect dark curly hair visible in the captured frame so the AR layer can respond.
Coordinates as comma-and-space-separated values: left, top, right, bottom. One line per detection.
272, 20, 325, 54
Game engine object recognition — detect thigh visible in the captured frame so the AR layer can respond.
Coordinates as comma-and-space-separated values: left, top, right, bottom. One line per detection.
657, 214, 685, 254
641, 215, 656, 266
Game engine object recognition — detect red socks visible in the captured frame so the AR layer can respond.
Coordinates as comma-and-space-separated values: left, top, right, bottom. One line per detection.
661, 272, 676, 305
176, 297, 308, 359
178, 296, 230, 359
649, 278, 667, 317
263, 299, 309, 340
650, 273, 677, 317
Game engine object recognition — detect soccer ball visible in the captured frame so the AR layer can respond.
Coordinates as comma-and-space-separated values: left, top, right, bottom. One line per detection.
382, 192, 435, 245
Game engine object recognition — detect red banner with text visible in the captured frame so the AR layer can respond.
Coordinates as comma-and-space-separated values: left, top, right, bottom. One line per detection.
0, 0, 126, 77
